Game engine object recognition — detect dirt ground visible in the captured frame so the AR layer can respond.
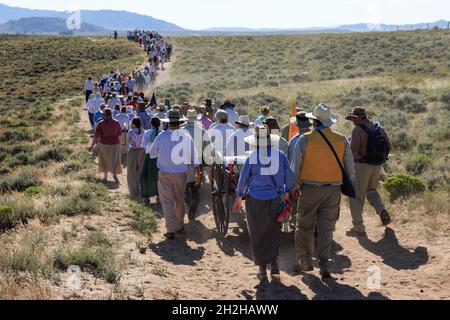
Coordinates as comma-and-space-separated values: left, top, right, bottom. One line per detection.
44, 55, 450, 301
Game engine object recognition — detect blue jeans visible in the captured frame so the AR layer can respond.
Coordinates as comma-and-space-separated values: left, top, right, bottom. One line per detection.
88, 112, 94, 128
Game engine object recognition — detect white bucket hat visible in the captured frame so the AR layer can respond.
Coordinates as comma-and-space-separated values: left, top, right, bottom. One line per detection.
235, 115, 253, 127
244, 125, 280, 147
186, 109, 199, 121
306, 103, 337, 127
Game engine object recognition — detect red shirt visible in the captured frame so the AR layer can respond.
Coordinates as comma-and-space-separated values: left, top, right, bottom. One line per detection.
96, 118, 122, 145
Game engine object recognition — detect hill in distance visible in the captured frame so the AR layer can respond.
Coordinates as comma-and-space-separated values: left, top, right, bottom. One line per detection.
0, 3, 185, 32
0, 3, 448, 35
0, 17, 109, 35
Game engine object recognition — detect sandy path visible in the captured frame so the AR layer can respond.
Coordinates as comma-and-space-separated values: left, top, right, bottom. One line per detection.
71, 56, 450, 300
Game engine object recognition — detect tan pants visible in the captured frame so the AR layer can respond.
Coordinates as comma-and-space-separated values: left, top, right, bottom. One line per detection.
296, 185, 341, 272
349, 163, 386, 233
158, 172, 187, 233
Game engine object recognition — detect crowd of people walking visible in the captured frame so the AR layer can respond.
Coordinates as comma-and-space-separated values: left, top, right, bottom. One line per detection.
84, 32, 393, 283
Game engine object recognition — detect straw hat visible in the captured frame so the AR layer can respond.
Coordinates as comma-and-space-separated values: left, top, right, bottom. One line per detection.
161, 110, 187, 123
186, 109, 199, 121
244, 125, 281, 147
305, 104, 337, 127
235, 115, 253, 127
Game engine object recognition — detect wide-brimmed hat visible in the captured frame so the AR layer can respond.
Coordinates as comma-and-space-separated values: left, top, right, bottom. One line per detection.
290, 111, 312, 129
220, 100, 235, 109
235, 115, 253, 127
345, 107, 369, 121
186, 109, 199, 121
263, 117, 280, 131
162, 110, 187, 123
244, 125, 281, 147
306, 103, 337, 127
215, 109, 229, 122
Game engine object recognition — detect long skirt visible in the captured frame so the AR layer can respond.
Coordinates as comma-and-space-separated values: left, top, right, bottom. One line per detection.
97, 143, 122, 175
245, 196, 281, 266
127, 149, 145, 199
140, 154, 159, 198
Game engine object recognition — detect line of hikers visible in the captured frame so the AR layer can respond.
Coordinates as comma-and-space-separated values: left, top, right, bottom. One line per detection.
87, 89, 392, 281
127, 29, 173, 70
85, 33, 394, 282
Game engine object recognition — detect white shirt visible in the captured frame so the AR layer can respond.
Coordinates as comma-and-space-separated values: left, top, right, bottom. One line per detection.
93, 95, 105, 110
87, 98, 98, 114
209, 123, 235, 156
107, 97, 122, 109
225, 108, 240, 128
84, 79, 95, 91
141, 128, 161, 154
115, 113, 130, 131
225, 128, 252, 157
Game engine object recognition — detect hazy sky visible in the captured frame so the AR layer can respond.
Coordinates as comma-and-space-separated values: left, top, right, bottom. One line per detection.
2, 0, 449, 29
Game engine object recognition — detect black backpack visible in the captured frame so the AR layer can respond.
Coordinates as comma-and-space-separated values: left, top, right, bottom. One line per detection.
359, 122, 389, 165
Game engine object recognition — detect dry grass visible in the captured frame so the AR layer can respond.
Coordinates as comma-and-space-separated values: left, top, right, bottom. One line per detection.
0, 272, 53, 300
155, 30, 450, 236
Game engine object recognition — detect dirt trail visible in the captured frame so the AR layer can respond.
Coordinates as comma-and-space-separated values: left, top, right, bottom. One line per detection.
70, 56, 450, 300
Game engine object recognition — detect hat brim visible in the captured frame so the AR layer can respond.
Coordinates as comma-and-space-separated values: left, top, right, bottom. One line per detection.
345, 115, 358, 121
305, 113, 337, 127
244, 134, 281, 147
161, 117, 187, 123
235, 121, 253, 127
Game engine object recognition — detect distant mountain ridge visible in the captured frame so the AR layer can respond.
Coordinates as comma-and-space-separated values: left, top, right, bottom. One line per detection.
203, 20, 450, 33
0, 3, 185, 32
0, 17, 108, 35
0, 3, 448, 35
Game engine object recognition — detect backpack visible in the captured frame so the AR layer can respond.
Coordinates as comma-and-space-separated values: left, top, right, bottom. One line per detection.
359, 122, 389, 165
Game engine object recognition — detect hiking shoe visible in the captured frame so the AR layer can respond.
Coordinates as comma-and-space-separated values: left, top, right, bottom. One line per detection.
380, 210, 391, 226
270, 262, 280, 276
188, 209, 196, 222
295, 259, 313, 273
164, 232, 175, 240
176, 227, 185, 234
346, 228, 367, 238
257, 271, 269, 283
320, 270, 332, 279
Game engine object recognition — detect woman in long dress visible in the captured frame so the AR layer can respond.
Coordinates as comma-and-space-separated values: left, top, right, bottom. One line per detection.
140, 117, 162, 204
127, 118, 145, 200
233, 125, 294, 282
89, 108, 122, 183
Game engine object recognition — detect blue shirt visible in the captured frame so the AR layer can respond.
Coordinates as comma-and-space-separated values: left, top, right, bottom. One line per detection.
149, 129, 200, 174
137, 112, 152, 130
93, 111, 104, 128
236, 148, 294, 201
288, 134, 300, 164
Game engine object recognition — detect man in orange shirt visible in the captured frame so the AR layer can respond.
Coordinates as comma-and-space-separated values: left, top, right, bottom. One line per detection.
291, 104, 354, 278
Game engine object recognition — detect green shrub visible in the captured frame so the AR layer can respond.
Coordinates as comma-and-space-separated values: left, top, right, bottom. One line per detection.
54, 232, 119, 283
405, 153, 432, 175
384, 174, 426, 201
32, 146, 72, 163
0, 196, 38, 231
24, 186, 45, 197
130, 203, 158, 237
0, 168, 41, 193
48, 183, 109, 217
